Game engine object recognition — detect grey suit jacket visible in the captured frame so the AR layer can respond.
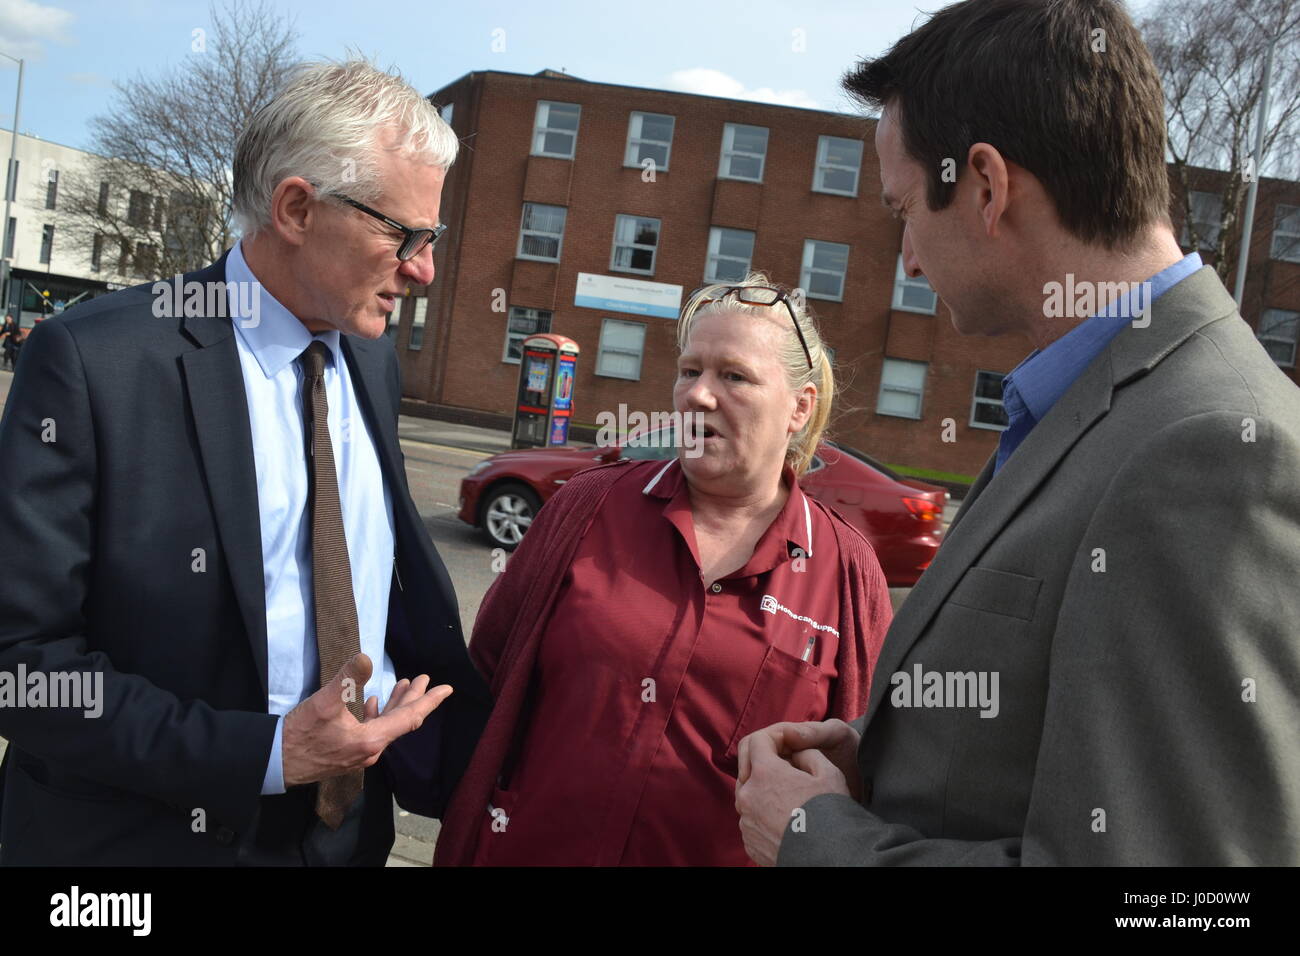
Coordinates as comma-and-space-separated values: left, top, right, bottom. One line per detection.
779, 266, 1300, 865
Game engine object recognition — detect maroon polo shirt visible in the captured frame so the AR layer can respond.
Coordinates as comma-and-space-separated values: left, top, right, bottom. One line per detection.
471, 458, 872, 866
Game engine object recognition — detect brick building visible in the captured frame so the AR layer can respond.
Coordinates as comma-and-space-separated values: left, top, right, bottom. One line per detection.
389, 68, 1300, 480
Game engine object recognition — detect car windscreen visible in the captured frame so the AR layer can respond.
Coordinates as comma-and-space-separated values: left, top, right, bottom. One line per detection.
826, 441, 903, 481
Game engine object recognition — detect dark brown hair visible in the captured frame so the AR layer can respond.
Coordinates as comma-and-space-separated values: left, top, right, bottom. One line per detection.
844, 0, 1170, 248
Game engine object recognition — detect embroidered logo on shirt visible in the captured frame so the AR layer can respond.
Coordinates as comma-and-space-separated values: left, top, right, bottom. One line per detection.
759, 594, 839, 637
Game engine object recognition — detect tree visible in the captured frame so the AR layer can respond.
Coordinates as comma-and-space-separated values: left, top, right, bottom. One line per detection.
53, 0, 299, 281
1138, 0, 1300, 283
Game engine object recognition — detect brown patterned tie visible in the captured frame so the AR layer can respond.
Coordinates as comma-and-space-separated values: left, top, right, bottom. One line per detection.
300, 340, 365, 829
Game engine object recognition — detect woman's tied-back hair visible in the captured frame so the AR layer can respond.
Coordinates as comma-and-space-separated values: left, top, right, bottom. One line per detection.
231, 59, 458, 236
677, 272, 834, 477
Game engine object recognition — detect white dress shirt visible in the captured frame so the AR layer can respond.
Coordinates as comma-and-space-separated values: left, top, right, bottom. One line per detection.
225, 240, 397, 795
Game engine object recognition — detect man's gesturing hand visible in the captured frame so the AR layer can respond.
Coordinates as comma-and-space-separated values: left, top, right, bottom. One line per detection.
282, 653, 453, 787
736, 719, 863, 801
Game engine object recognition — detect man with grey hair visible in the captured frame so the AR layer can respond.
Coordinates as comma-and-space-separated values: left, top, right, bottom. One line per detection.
0, 59, 490, 865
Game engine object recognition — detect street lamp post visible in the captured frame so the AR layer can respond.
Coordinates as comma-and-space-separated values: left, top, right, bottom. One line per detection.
0, 52, 23, 321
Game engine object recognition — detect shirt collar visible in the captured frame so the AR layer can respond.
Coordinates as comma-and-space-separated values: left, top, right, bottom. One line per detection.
1003, 252, 1203, 423
226, 239, 342, 379
642, 458, 816, 566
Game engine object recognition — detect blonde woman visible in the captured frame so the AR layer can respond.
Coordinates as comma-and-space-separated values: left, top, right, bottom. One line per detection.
435, 274, 893, 866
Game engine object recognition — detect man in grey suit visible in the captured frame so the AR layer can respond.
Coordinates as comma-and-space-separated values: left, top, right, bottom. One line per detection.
735, 0, 1300, 865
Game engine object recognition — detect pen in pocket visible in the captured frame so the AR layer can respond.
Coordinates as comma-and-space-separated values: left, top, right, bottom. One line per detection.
801, 634, 816, 662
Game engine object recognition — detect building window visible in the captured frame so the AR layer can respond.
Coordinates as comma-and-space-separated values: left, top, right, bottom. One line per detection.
970, 370, 1009, 430
1257, 308, 1298, 368
91, 233, 103, 272
877, 358, 927, 419
892, 254, 938, 313
39, 224, 54, 264
625, 112, 674, 171
503, 306, 553, 363
132, 241, 157, 276
532, 101, 580, 159
610, 214, 660, 275
705, 226, 755, 283
439, 102, 453, 127
97, 181, 109, 216
801, 239, 849, 301
813, 135, 863, 196
45, 169, 58, 210
128, 190, 152, 227
595, 318, 646, 380
386, 306, 401, 338
407, 297, 428, 350
3, 217, 13, 258
719, 123, 768, 182
1271, 204, 1300, 263
1181, 190, 1223, 251
117, 238, 130, 273
517, 203, 566, 261
4, 159, 18, 202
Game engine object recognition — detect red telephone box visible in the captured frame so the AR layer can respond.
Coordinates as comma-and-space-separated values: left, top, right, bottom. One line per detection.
512, 333, 579, 449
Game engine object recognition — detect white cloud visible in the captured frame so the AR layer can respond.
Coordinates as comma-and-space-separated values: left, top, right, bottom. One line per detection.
663, 68, 820, 110
0, 0, 74, 61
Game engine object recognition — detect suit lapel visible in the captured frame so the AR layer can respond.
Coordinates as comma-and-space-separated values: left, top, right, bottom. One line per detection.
178, 255, 270, 700
340, 336, 404, 502
862, 266, 1238, 725
863, 357, 1113, 722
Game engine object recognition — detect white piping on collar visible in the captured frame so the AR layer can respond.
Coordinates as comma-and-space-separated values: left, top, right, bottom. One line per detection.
801, 493, 814, 558
642, 459, 676, 494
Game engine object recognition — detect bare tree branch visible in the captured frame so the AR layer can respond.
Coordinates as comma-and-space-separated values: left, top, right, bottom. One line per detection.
55, 0, 299, 280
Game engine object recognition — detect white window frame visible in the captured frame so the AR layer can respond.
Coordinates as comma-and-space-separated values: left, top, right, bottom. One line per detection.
595, 318, 647, 380
1257, 308, 1298, 369
877, 358, 927, 420
1271, 204, 1300, 263
517, 203, 567, 262
801, 239, 849, 302
407, 297, 428, 350
1181, 190, 1223, 251
892, 254, 937, 314
532, 101, 581, 159
718, 123, 768, 182
704, 226, 755, 283
969, 370, 1009, 431
502, 306, 554, 364
813, 135, 863, 197
624, 112, 674, 171
610, 214, 661, 276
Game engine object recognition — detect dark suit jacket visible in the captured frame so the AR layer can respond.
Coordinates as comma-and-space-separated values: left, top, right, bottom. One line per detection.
778, 266, 1300, 866
0, 254, 490, 865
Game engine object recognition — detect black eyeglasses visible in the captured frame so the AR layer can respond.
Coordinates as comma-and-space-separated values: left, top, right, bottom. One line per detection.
324, 189, 447, 261
684, 283, 813, 369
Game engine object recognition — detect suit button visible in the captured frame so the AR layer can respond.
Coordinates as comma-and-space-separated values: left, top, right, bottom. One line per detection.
214, 826, 236, 845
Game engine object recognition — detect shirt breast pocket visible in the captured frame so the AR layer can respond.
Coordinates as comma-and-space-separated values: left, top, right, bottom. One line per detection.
723, 643, 829, 761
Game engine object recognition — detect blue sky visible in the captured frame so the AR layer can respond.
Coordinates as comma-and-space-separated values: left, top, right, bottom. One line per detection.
0, 0, 1159, 152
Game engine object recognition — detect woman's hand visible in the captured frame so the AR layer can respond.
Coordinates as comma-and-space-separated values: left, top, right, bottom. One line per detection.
737, 719, 863, 802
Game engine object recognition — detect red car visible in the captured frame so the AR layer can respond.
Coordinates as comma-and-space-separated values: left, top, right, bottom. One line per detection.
458, 429, 949, 587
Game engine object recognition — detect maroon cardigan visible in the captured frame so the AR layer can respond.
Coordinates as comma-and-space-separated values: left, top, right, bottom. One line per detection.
432, 458, 892, 865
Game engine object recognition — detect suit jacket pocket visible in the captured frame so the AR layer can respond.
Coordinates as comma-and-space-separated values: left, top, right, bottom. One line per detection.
947, 566, 1042, 622
724, 644, 827, 761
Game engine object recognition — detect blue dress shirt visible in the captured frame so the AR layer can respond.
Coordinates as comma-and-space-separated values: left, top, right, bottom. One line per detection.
994, 253, 1203, 473
225, 240, 398, 794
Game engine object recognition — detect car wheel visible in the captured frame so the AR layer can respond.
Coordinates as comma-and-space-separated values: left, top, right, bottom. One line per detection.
481, 483, 541, 550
